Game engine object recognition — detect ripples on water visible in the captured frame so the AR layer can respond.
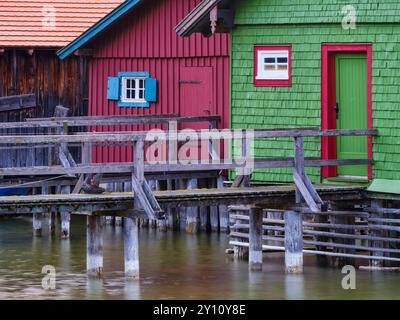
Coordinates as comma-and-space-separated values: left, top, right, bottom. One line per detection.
0, 216, 400, 300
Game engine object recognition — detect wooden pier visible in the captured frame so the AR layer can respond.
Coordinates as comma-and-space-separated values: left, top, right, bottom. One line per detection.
1, 112, 395, 278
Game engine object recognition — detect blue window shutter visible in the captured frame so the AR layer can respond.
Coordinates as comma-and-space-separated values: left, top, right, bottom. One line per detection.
107, 77, 120, 100
145, 78, 157, 102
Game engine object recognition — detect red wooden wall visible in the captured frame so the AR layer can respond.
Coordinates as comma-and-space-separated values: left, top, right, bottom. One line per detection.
87, 0, 230, 163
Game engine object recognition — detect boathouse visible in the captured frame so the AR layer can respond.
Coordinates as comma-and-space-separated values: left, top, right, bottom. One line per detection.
177, 0, 400, 189
0, 0, 123, 168
57, 0, 230, 163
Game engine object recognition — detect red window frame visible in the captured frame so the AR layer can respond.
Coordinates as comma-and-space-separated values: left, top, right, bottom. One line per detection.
254, 45, 292, 87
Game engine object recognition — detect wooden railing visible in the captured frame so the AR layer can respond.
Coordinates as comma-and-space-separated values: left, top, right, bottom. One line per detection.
0, 120, 377, 220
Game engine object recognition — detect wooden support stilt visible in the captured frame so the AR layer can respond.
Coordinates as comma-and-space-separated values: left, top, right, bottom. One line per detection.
87, 215, 103, 278
284, 210, 303, 274
49, 211, 56, 235
218, 176, 229, 233
199, 206, 209, 232
249, 207, 263, 271
60, 185, 71, 239
209, 177, 219, 232
33, 211, 42, 237
370, 200, 384, 268
124, 216, 139, 279
186, 178, 199, 233
178, 179, 187, 231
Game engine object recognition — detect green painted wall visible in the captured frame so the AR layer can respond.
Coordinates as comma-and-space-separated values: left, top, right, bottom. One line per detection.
230, 0, 400, 183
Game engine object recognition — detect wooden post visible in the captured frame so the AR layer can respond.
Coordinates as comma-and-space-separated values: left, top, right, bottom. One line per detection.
133, 138, 145, 210
285, 210, 303, 274
49, 211, 56, 235
186, 178, 199, 233
233, 133, 251, 187
168, 120, 177, 165
209, 177, 219, 232
33, 212, 42, 237
31, 187, 42, 237
60, 185, 71, 239
294, 137, 305, 204
87, 215, 103, 278
124, 216, 139, 279
249, 207, 263, 271
217, 176, 229, 232
178, 179, 187, 231
370, 200, 384, 268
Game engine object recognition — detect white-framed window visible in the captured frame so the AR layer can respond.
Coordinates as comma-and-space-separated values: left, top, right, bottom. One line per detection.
107, 72, 157, 107
121, 77, 146, 103
257, 51, 289, 80
254, 45, 292, 87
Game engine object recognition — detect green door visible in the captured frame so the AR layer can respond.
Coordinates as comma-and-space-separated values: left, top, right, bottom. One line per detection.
335, 53, 368, 177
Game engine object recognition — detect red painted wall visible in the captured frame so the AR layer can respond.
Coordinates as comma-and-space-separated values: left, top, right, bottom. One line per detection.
87, 0, 230, 163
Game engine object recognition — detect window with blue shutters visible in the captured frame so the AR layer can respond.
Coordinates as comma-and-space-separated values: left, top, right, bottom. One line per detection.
107, 72, 157, 107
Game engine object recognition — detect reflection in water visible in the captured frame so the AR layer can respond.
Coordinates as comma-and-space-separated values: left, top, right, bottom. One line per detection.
285, 275, 304, 300
1, 216, 400, 299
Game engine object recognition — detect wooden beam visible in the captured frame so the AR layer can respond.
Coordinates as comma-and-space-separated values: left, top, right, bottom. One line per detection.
0, 115, 220, 129
293, 171, 319, 213
0, 94, 36, 112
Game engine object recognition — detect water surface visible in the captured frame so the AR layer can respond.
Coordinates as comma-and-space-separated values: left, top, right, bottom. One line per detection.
0, 216, 399, 300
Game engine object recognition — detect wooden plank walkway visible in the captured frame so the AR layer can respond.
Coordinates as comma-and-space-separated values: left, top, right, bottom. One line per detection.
0, 185, 365, 216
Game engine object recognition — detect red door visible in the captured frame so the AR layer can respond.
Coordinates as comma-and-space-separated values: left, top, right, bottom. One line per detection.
179, 66, 213, 130
179, 67, 213, 162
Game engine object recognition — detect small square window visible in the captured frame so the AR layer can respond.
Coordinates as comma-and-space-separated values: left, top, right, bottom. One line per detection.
254, 45, 292, 86
121, 76, 146, 103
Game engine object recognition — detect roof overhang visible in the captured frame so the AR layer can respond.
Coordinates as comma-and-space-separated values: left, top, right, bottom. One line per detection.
176, 0, 234, 37
57, 0, 143, 60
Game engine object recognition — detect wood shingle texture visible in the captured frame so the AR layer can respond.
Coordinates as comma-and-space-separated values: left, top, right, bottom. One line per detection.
230, 0, 400, 183
0, 0, 124, 48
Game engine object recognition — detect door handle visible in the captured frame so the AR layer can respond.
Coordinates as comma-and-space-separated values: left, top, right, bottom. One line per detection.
334, 102, 339, 120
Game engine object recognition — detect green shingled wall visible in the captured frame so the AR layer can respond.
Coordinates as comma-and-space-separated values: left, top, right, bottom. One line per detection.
234, 0, 400, 25
230, 0, 400, 183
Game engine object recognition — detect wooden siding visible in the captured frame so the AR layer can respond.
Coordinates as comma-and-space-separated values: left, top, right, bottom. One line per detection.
87, 0, 230, 163
91, 0, 229, 59
89, 56, 229, 163
0, 50, 88, 167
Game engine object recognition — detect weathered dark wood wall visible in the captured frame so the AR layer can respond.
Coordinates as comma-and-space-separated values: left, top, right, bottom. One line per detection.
0, 49, 89, 167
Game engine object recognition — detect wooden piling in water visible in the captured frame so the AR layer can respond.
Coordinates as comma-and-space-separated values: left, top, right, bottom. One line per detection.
370, 200, 384, 268
284, 210, 303, 274
186, 178, 199, 233
33, 211, 42, 237
217, 176, 229, 233
209, 177, 219, 232
124, 216, 139, 279
87, 215, 103, 278
60, 185, 71, 239
49, 211, 56, 235
249, 207, 263, 271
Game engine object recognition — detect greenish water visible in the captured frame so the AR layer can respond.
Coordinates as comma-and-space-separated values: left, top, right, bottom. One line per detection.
0, 216, 400, 300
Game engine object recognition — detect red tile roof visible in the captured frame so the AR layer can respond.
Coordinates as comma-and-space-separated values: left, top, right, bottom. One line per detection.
0, 0, 124, 48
